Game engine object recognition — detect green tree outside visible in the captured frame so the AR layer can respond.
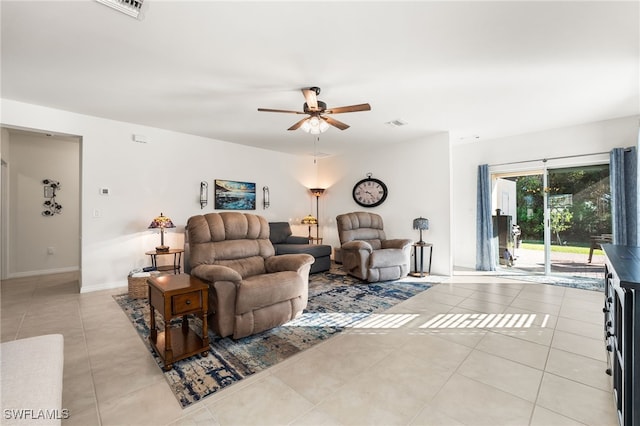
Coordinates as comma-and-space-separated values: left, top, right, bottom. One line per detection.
550, 206, 573, 245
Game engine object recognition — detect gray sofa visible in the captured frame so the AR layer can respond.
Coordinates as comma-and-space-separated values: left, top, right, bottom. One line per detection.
269, 222, 331, 274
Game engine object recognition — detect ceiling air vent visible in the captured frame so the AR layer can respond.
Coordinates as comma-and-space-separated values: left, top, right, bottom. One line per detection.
96, 0, 144, 18
385, 119, 408, 128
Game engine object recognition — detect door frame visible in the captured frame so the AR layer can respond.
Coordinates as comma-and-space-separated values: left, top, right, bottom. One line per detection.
0, 126, 82, 283
1, 158, 8, 280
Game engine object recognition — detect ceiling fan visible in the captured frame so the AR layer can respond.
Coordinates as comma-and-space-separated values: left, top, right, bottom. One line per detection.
258, 87, 371, 134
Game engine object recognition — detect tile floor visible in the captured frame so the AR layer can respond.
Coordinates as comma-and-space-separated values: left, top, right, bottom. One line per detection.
0, 271, 618, 426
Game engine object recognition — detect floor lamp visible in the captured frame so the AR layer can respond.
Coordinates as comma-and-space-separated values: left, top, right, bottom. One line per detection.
309, 188, 325, 240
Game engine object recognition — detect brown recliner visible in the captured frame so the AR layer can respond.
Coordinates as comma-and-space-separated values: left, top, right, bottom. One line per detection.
186, 212, 314, 339
336, 211, 412, 282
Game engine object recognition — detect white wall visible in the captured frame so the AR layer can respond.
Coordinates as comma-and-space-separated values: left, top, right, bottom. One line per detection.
320, 132, 453, 276
452, 115, 640, 270
3, 98, 636, 286
1, 99, 317, 292
6, 131, 80, 276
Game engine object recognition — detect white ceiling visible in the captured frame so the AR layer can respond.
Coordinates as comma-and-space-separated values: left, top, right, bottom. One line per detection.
1, 1, 638, 157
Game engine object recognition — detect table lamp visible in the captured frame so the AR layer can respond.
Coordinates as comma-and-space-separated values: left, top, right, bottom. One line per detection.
148, 212, 175, 252
412, 217, 429, 245
301, 215, 318, 239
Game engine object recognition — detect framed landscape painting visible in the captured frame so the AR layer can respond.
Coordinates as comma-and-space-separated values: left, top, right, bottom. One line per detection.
214, 179, 256, 210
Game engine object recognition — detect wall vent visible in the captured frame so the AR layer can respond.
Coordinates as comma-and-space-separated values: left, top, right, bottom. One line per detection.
96, 0, 144, 19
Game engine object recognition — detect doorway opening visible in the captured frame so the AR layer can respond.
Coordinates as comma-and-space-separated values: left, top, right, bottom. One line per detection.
1, 127, 82, 284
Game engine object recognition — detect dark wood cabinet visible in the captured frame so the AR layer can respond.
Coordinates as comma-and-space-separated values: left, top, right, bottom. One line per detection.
492, 213, 513, 265
602, 244, 640, 426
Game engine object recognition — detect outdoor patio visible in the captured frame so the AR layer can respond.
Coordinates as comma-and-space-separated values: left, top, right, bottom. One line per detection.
504, 247, 606, 281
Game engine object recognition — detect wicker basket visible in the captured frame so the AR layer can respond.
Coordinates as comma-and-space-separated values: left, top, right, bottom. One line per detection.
128, 275, 149, 299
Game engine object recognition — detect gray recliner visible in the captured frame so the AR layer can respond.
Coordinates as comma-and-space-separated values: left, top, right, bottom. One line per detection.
186, 212, 314, 339
336, 211, 412, 282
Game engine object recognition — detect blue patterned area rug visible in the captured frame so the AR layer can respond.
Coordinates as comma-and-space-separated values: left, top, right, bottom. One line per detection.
114, 268, 437, 408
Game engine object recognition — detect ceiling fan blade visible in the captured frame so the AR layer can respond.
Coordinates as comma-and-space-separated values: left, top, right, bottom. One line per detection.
288, 117, 309, 131
302, 88, 319, 111
325, 103, 371, 114
322, 116, 350, 130
258, 108, 307, 114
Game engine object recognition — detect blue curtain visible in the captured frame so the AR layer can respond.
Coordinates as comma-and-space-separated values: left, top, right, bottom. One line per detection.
610, 147, 638, 246
476, 164, 496, 270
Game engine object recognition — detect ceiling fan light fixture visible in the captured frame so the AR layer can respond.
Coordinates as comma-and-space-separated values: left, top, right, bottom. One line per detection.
258, 86, 370, 133
301, 116, 329, 134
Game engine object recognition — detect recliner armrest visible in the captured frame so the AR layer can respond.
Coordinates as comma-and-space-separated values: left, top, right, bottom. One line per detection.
342, 240, 373, 252
382, 239, 413, 250
266, 254, 314, 273
191, 264, 242, 283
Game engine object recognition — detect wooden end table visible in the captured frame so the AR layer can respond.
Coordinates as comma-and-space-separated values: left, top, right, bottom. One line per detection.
147, 274, 209, 371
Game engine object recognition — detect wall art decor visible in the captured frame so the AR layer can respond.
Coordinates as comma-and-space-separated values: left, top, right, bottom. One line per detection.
42, 178, 62, 216
214, 179, 256, 210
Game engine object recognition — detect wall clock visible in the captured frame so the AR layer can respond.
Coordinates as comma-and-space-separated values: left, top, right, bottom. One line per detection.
352, 174, 388, 207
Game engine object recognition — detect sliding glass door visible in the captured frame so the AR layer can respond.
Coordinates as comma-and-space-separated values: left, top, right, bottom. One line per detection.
546, 164, 611, 279
492, 162, 610, 281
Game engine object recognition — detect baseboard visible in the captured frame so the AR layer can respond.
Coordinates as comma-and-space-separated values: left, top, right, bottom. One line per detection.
80, 280, 126, 294
7, 266, 79, 279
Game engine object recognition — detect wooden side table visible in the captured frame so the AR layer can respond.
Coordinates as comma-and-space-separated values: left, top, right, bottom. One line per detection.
146, 248, 183, 274
410, 243, 433, 277
147, 274, 209, 371
309, 237, 324, 244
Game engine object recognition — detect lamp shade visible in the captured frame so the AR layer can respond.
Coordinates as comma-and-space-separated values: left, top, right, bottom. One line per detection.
413, 216, 429, 245
301, 116, 330, 134
148, 213, 175, 229
412, 217, 429, 230
310, 188, 325, 197
148, 212, 175, 252
301, 215, 318, 225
